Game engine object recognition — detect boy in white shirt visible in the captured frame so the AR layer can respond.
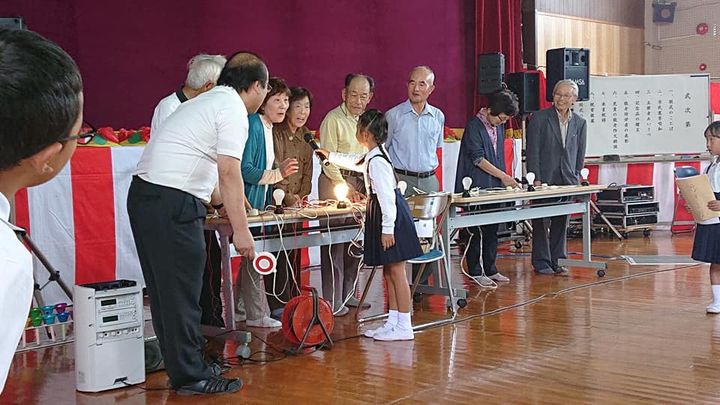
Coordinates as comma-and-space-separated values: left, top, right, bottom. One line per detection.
0, 28, 84, 393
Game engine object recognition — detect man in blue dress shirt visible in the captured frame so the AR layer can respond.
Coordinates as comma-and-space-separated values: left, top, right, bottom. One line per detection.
386, 66, 445, 284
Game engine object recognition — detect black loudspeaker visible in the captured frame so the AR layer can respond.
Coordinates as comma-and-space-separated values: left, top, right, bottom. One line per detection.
145, 336, 165, 373
477, 53, 505, 95
0, 17, 25, 30
506, 72, 540, 114
652, 2, 676, 24
546, 48, 590, 101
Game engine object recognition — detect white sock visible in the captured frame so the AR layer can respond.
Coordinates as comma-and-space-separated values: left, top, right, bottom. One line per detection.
397, 312, 412, 330
712, 285, 720, 304
387, 310, 399, 327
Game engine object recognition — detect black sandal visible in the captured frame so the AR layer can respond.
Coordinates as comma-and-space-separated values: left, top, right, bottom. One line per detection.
176, 376, 242, 395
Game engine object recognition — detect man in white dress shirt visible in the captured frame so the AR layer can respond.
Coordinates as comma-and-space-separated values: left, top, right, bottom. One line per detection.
0, 28, 84, 394
128, 52, 268, 395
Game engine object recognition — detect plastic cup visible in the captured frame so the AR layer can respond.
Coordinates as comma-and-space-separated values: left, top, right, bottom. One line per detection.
43, 313, 56, 325
54, 303, 68, 314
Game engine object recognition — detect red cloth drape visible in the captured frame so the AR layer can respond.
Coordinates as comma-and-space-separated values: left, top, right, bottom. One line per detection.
474, 0, 523, 112
711, 82, 720, 115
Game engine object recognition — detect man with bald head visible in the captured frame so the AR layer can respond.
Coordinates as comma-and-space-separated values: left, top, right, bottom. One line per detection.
318, 73, 374, 315
386, 66, 446, 283
128, 51, 269, 395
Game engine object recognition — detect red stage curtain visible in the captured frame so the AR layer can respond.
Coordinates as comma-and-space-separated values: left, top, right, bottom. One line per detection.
474, 0, 523, 112
711, 82, 720, 115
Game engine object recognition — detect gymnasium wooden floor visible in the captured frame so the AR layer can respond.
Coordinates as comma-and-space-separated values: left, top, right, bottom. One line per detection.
4, 231, 720, 404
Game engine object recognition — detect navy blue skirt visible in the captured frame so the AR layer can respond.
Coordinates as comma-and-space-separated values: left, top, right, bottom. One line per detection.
364, 189, 423, 266
692, 192, 720, 264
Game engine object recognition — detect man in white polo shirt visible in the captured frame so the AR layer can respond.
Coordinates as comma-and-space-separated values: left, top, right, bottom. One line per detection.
128, 52, 268, 395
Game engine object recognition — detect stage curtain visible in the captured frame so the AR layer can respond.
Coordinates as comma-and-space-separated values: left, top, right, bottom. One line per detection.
711, 82, 720, 115
474, 0, 523, 112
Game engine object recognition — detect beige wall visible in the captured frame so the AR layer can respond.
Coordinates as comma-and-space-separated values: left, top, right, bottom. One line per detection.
644, 0, 720, 77
536, 12, 645, 75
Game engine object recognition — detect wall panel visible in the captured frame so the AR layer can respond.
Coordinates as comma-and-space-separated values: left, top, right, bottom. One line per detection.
536, 12, 644, 75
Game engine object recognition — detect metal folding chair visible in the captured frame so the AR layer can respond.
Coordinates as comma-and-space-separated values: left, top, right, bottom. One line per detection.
672, 166, 700, 234
356, 192, 458, 330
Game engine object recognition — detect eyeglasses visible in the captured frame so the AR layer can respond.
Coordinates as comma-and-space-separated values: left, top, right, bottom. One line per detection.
59, 131, 96, 145
553, 93, 575, 100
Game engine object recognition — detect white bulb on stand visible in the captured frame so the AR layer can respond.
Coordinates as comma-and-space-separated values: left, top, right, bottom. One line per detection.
462, 176, 473, 197
398, 180, 407, 196
526, 172, 536, 191
334, 182, 349, 209
272, 189, 285, 214
580, 167, 590, 186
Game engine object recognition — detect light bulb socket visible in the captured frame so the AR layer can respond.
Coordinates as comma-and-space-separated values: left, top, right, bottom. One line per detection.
274, 206, 284, 214
337, 201, 348, 209
527, 184, 535, 192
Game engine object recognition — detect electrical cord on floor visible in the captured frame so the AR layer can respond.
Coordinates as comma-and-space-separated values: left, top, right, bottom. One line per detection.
204, 263, 706, 369
119, 379, 169, 391
419, 263, 704, 330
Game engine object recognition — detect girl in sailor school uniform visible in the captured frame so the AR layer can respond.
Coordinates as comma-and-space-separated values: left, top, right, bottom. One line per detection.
695, 121, 720, 314
317, 109, 423, 341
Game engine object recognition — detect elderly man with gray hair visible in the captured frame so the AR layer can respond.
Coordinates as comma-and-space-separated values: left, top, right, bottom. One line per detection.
525, 79, 587, 276
151, 53, 227, 131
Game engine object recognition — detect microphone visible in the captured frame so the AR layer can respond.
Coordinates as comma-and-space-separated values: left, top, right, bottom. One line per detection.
304, 133, 330, 166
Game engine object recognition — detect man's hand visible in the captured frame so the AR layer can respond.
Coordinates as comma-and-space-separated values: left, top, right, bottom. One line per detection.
708, 200, 720, 212
501, 174, 519, 188
279, 158, 299, 178
233, 228, 255, 260
381, 233, 395, 251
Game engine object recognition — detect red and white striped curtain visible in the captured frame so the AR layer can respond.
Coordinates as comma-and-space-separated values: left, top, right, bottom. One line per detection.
14, 147, 144, 305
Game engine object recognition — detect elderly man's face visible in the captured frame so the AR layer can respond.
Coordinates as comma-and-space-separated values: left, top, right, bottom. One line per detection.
407, 68, 435, 105
342, 77, 372, 117
552, 83, 577, 112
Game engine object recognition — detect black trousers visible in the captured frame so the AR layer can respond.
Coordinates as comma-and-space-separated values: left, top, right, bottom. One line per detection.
127, 176, 211, 388
265, 249, 301, 312
464, 204, 503, 277
200, 231, 223, 327
531, 197, 569, 271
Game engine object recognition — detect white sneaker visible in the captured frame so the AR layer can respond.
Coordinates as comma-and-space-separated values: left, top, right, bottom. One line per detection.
472, 275, 496, 288
488, 272, 510, 282
373, 326, 414, 341
363, 322, 394, 338
246, 316, 282, 328
707, 303, 720, 314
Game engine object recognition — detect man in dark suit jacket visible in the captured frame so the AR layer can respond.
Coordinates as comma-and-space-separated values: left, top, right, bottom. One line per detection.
455, 90, 519, 287
526, 79, 587, 275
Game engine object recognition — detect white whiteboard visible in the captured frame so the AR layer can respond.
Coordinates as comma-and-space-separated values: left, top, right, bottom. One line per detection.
573, 74, 711, 157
